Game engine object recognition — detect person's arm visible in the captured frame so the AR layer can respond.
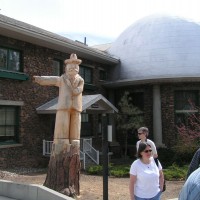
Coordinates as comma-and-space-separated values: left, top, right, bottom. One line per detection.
159, 170, 164, 191
129, 174, 136, 200
187, 149, 200, 178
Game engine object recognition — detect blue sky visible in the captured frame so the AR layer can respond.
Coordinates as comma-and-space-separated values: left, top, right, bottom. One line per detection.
1, 0, 200, 46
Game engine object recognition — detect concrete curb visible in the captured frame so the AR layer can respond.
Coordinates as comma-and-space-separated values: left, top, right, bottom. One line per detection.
0, 180, 73, 200
168, 199, 178, 200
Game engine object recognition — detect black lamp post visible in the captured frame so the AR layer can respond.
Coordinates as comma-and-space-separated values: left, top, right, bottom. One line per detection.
102, 113, 109, 200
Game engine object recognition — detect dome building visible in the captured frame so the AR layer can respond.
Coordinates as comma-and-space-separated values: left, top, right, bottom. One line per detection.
105, 15, 200, 148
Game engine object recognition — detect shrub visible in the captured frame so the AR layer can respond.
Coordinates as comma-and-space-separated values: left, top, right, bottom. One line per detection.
86, 164, 130, 177
109, 165, 130, 177
86, 163, 188, 181
157, 148, 175, 168
164, 164, 188, 181
86, 165, 103, 175
157, 146, 195, 167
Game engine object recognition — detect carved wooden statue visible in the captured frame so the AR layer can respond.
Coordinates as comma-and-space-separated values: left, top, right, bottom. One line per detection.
33, 53, 84, 197
34, 53, 84, 144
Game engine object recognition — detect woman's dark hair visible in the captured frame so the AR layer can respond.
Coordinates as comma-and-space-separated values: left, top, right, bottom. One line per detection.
137, 142, 151, 158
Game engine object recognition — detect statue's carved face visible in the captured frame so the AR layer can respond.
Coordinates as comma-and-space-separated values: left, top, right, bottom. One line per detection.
65, 63, 79, 76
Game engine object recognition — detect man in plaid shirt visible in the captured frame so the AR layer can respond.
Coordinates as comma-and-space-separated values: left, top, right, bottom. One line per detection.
179, 167, 200, 200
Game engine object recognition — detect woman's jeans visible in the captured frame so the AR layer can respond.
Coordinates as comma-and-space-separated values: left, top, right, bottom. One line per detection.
135, 191, 162, 200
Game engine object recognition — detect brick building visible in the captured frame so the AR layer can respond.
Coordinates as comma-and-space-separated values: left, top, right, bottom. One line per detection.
0, 14, 118, 168
1, 14, 200, 167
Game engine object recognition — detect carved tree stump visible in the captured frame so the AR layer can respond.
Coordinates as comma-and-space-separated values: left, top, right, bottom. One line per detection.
44, 141, 80, 198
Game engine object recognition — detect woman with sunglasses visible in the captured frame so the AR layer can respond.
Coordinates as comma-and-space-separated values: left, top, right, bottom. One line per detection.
129, 142, 164, 200
136, 127, 158, 158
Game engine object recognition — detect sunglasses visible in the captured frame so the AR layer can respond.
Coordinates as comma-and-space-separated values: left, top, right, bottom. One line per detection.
144, 149, 152, 153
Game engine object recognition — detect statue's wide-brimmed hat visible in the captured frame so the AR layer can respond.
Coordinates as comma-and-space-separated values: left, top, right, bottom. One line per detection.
64, 53, 82, 65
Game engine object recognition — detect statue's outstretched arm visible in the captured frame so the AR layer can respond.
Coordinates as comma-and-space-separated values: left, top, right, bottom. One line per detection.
33, 76, 60, 86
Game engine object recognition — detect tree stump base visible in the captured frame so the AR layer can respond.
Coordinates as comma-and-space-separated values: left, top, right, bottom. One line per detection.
44, 140, 80, 198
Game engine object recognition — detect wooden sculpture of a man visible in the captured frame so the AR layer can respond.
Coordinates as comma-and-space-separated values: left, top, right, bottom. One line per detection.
34, 53, 84, 144
33, 54, 84, 196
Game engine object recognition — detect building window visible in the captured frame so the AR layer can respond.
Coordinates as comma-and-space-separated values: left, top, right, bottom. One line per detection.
0, 47, 21, 72
81, 114, 92, 136
52, 59, 62, 76
80, 66, 92, 84
81, 113, 89, 122
175, 90, 198, 126
0, 106, 19, 144
99, 70, 107, 81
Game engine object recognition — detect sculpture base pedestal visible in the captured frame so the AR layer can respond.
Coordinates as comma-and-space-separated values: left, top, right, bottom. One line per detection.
44, 140, 80, 198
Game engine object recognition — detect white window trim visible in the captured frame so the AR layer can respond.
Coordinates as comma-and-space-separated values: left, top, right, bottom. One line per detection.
175, 110, 198, 113
0, 100, 24, 106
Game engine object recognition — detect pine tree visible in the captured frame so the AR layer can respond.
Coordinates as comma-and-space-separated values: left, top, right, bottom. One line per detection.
116, 91, 144, 157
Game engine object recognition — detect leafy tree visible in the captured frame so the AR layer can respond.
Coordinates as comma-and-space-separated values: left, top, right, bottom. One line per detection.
174, 101, 200, 164
116, 91, 144, 157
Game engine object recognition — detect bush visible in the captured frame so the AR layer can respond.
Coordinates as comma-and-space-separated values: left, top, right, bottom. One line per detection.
164, 164, 188, 181
109, 165, 130, 177
86, 164, 130, 177
157, 148, 175, 168
171, 136, 198, 166
86, 165, 103, 175
157, 147, 196, 167
86, 163, 188, 181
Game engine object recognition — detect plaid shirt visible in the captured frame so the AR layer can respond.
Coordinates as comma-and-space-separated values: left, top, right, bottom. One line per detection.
187, 148, 200, 178
179, 167, 200, 200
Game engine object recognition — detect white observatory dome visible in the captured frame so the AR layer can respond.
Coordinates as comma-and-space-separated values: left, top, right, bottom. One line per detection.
108, 15, 200, 82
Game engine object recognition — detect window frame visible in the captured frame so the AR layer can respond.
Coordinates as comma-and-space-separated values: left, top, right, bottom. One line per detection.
79, 65, 93, 84
52, 59, 63, 76
0, 105, 20, 145
81, 113, 93, 137
0, 46, 22, 72
174, 90, 199, 126
99, 69, 107, 81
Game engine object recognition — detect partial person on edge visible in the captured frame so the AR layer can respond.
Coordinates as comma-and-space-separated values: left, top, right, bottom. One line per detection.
187, 147, 200, 179
179, 167, 200, 200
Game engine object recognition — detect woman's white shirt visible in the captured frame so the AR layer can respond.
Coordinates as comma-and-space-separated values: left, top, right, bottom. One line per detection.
130, 157, 162, 198
136, 139, 157, 156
